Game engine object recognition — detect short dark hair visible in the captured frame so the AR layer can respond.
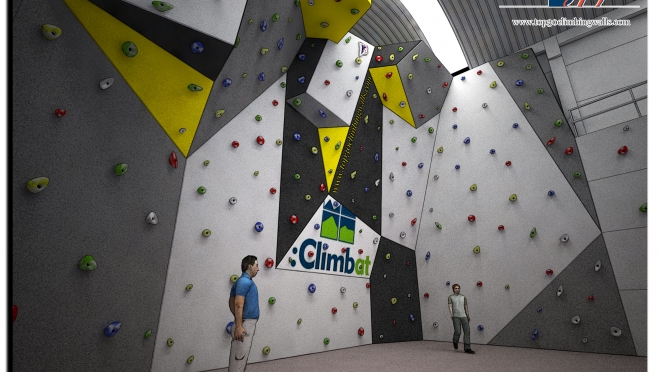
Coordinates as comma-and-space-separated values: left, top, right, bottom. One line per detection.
452, 284, 460, 290
241, 255, 258, 272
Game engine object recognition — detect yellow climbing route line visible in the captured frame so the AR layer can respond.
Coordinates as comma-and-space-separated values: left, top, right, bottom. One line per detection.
318, 127, 349, 192
64, 0, 212, 157
369, 66, 415, 127
301, 0, 372, 43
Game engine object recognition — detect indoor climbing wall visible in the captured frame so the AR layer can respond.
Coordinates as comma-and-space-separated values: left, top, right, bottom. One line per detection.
12, 0, 187, 370
416, 57, 605, 349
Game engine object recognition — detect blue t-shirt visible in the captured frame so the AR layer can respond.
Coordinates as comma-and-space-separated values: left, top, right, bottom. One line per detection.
230, 272, 259, 319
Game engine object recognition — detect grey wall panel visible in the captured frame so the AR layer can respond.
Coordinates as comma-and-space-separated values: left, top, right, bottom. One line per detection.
188, 0, 306, 156
12, 1, 185, 370
604, 228, 647, 291
619, 290, 647, 356
565, 37, 647, 103
561, 13, 647, 66
631, 83, 646, 99
286, 93, 347, 128
576, 117, 646, 181
588, 169, 647, 232
536, 52, 551, 73
636, 98, 647, 116
489, 235, 637, 355
576, 90, 640, 134
545, 71, 560, 104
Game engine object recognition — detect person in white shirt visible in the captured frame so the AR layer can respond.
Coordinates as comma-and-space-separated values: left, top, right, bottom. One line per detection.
448, 284, 475, 354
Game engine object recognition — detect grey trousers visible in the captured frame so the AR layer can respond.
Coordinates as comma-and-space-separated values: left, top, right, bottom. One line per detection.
228, 319, 258, 372
452, 316, 470, 350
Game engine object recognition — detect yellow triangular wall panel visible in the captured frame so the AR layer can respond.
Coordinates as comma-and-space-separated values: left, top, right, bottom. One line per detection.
318, 127, 349, 191
369, 66, 415, 127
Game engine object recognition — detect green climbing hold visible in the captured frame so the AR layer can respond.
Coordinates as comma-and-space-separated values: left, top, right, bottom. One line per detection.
505, 284, 510, 290
215, 109, 225, 117
389, 119, 394, 124
408, 73, 413, 80
234, 36, 240, 48
473, 246, 481, 254
364, 115, 369, 123
230, 274, 239, 283
296, 33, 302, 40
428, 127, 434, 133
537, 88, 544, 94
27, 177, 50, 193
276, 139, 283, 146
435, 222, 442, 229
203, 160, 210, 166
351, 171, 356, 179
187, 356, 194, 364
41, 24, 63, 40
389, 54, 395, 61
573, 172, 582, 178
186, 284, 193, 291
294, 174, 301, 180
345, 36, 351, 43
470, 184, 477, 191
391, 297, 397, 304
78, 255, 97, 271
188, 84, 203, 91
255, 115, 262, 121
269, 297, 276, 304
253, 171, 259, 176
263, 346, 270, 355
122, 42, 138, 57
372, 215, 377, 220
497, 61, 505, 67
311, 147, 318, 154
272, 13, 280, 21
335, 141, 342, 150
305, 195, 312, 201
261, 48, 269, 55
412, 53, 419, 60
280, 82, 287, 88
526, 64, 532, 70
351, 8, 360, 15
530, 227, 537, 238
336, 60, 343, 67
324, 338, 330, 345
411, 137, 417, 143
509, 194, 517, 202
114, 163, 128, 176
152, 1, 173, 11
167, 338, 173, 347
359, 229, 363, 233
353, 302, 358, 308
424, 57, 431, 62
197, 186, 206, 194
355, 57, 362, 64
554, 119, 563, 127
202, 229, 211, 237
293, 98, 301, 106
295, 0, 300, 6
144, 330, 152, 338
297, 318, 302, 324
524, 102, 531, 110
395, 147, 399, 151
281, 66, 288, 73
639, 203, 647, 212
437, 147, 444, 153
385, 253, 391, 259
398, 46, 404, 52
490, 81, 497, 88
521, 53, 529, 59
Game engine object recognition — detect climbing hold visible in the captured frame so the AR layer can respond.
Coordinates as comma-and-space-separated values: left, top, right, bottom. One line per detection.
230, 274, 239, 283
294, 174, 300, 180
254, 222, 264, 232
42, 24, 63, 40
297, 76, 306, 84
476, 281, 483, 287
26, 177, 49, 193
498, 225, 505, 231
215, 109, 225, 117
468, 215, 475, 222
203, 160, 210, 166
269, 297, 276, 305
113, 163, 129, 176
385, 71, 393, 79
391, 298, 397, 305
389, 54, 395, 61
202, 229, 211, 237
588, 295, 595, 302
489, 149, 495, 154
546, 269, 554, 275
406, 190, 412, 197
190, 41, 204, 53
399, 101, 406, 108
530, 227, 537, 238
509, 194, 517, 202
435, 222, 442, 230
308, 284, 316, 293
169, 151, 178, 168
223, 78, 232, 87
473, 246, 481, 254
318, 109, 327, 118
229, 197, 237, 205
331, 307, 338, 314
99, 78, 114, 90
531, 329, 539, 340
478, 325, 484, 331
324, 338, 330, 345
167, 338, 174, 347
574, 172, 582, 178
595, 260, 602, 271
258, 72, 265, 81
276, 139, 282, 146
464, 137, 470, 144
186, 284, 193, 291
260, 20, 267, 32
512, 123, 519, 128
412, 53, 419, 60
269, 188, 277, 195
104, 322, 121, 337
455, 164, 460, 170
293, 132, 301, 141
521, 53, 529, 59
408, 73, 413, 80
490, 81, 497, 88
548, 190, 555, 197
497, 61, 505, 67
411, 218, 417, 226
470, 184, 477, 191
152, 1, 173, 11
505, 284, 510, 289
623, 125, 630, 131
610, 327, 622, 337
557, 285, 563, 296
572, 316, 581, 324
336, 60, 343, 67
78, 255, 97, 271
311, 147, 318, 154
554, 119, 563, 127
296, 33, 302, 40
277, 38, 284, 50
419, 114, 425, 119
146, 211, 158, 225
537, 88, 544, 94
640, 203, 647, 212
320, 183, 326, 192
537, 307, 543, 313
524, 102, 531, 110
560, 234, 569, 243
122, 41, 138, 57
505, 161, 512, 166
565, 147, 574, 155
231, 140, 240, 148
375, 152, 379, 162
436, 147, 443, 153
452, 107, 457, 112
427, 87, 432, 94
188, 84, 203, 91
145, 330, 152, 338
482, 103, 488, 108
618, 145, 628, 155
54, 108, 66, 117
477, 70, 482, 75
547, 137, 556, 146
289, 215, 299, 224
515, 79, 524, 86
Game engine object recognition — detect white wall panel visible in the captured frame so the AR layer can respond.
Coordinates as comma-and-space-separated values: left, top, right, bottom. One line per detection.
588, 169, 647, 233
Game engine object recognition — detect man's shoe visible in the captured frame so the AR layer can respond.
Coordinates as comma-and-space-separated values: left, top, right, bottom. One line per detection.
453, 342, 458, 349
465, 349, 475, 354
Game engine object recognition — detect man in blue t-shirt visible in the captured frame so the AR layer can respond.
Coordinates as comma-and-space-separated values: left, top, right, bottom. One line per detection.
228, 255, 260, 371
448, 283, 475, 354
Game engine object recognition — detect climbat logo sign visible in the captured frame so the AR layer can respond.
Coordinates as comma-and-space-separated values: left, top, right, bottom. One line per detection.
548, 0, 604, 6
277, 195, 380, 278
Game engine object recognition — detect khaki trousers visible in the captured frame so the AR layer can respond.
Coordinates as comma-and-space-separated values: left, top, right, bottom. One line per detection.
228, 319, 258, 372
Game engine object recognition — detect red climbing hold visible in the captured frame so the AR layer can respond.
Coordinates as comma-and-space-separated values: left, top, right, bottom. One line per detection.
588, 295, 595, 302
289, 215, 298, 224
468, 215, 476, 222
452, 107, 457, 112
308, 250, 314, 257
359, 146, 364, 151
546, 269, 554, 275
358, 327, 365, 336
411, 218, 417, 226
272, 100, 279, 106
55, 108, 66, 117
418, 114, 425, 119
385, 72, 392, 79
332, 307, 338, 314
169, 151, 178, 169
477, 70, 482, 75
443, 82, 448, 88
476, 281, 483, 287
505, 161, 512, 166
366, 283, 371, 289
618, 145, 628, 155
437, 64, 442, 69
424, 293, 429, 298
383, 93, 388, 101
375, 55, 383, 62
402, 162, 407, 167
498, 225, 505, 231
320, 183, 326, 192
565, 147, 574, 155
232, 141, 240, 148
270, 187, 277, 194
392, 320, 397, 325
341, 247, 346, 253
358, 249, 363, 254
265, 258, 274, 268
324, 80, 330, 86
256, 136, 265, 145
12, 305, 17, 323
406, 261, 410, 266
547, 137, 556, 146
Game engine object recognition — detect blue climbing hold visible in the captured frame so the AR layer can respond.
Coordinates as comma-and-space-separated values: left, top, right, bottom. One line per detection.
478, 325, 484, 331
258, 72, 265, 81
314, 223, 320, 230
548, 190, 555, 197
226, 322, 234, 335
190, 41, 204, 53
298, 76, 306, 84
277, 38, 284, 50
355, 76, 359, 80
515, 79, 524, 86
418, 163, 424, 169
104, 322, 121, 337
409, 314, 415, 322
293, 132, 301, 141
298, 54, 306, 61
452, 124, 458, 129
406, 190, 412, 197
537, 307, 542, 313
260, 20, 267, 32
308, 284, 316, 293
532, 328, 539, 340
223, 78, 232, 87
333, 201, 339, 208
464, 137, 470, 144
455, 164, 460, 170
318, 109, 327, 118
446, 281, 451, 286
490, 149, 496, 154
425, 251, 431, 260
364, 187, 370, 193
322, 243, 329, 250
512, 123, 519, 128
375, 152, 379, 162
461, 76, 466, 81
255, 222, 264, 232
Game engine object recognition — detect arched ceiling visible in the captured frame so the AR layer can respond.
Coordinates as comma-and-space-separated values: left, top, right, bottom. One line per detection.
349, 0, 429, 47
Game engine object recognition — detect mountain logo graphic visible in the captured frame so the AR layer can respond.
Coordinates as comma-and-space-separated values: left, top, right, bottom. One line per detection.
320, 200, 356, 244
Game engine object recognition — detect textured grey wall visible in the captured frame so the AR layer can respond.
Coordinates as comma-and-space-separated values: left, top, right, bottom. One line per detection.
12, 1, 185, 370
